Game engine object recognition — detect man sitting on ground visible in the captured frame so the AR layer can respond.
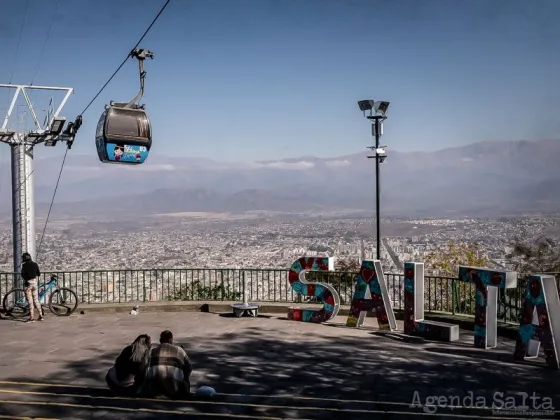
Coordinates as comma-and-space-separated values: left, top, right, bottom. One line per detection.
138, 330, 193, 399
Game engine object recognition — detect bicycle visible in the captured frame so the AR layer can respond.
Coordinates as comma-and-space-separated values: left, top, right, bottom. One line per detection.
2, 274, 79, 318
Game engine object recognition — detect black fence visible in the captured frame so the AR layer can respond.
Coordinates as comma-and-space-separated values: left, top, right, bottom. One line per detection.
0, 268, 558, 324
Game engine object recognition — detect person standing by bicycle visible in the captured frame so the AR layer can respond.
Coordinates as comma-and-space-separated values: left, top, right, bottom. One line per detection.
21, 252, 44, 322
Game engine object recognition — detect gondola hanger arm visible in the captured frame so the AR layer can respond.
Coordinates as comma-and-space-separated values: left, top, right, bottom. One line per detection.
125, 48, 154, 109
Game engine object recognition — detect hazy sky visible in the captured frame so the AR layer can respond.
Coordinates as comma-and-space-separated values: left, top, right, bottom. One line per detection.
1, 0, 559, 162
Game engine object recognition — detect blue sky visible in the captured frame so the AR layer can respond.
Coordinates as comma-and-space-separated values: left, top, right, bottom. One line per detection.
1, 0, 559, 161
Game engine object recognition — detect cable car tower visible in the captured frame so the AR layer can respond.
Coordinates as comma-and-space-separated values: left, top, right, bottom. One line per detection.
0, 84, 80, 287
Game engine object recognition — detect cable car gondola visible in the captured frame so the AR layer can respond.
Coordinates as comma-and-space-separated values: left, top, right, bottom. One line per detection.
96, 49, 154, 165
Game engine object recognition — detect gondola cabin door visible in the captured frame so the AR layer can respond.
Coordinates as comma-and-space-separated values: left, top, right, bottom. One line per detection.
95, 110, 108, 162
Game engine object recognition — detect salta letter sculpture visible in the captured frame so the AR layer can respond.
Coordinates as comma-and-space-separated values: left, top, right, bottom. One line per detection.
403, 262, 459, 341
458, 266, 517, 349
345, 259, 397, 331
513, 274, 560, 369
287, 256, 341, 323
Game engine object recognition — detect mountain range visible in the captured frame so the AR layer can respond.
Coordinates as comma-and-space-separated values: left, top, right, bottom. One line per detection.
0, 139, 559, 218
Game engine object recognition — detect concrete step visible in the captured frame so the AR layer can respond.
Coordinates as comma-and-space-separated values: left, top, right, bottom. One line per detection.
0, 381, 543, 420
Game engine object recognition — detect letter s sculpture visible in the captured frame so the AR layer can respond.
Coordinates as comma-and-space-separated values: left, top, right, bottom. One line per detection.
287, 256, 341, 323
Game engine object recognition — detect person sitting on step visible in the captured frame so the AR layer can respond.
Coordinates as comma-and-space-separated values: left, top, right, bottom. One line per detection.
106, 334, 152, 396
137, 330, 193, 399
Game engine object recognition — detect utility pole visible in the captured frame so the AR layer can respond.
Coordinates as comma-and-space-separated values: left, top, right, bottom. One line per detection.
0, 84, 79, 288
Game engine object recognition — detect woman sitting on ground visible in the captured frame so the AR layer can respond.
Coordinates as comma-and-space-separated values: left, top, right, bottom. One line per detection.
106, 334, 152, 395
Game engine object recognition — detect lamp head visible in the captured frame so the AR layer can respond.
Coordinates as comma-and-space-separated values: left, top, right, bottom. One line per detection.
49, 117, 66, 135
373, 101, 390, 116
357, 100, 374, 116
358, 100, 390, 117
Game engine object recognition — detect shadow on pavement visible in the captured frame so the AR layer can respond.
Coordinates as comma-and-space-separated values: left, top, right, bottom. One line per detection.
0, 321, 558, 419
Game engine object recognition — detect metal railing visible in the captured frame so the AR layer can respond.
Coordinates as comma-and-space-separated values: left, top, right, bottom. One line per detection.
0, 269, 558, 324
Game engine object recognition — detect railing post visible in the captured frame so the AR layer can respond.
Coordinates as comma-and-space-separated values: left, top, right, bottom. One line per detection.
220, 270, 224, 301
428, 278, 432, 312
242, 271, 248, 306
143, 271, 147, 303
451, 278, 456, 315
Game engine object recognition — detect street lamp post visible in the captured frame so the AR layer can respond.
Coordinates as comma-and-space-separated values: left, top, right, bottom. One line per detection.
357, 100, 390, 261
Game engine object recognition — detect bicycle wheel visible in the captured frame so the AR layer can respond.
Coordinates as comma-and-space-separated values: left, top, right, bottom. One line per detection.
2, 288, 29, 318
49, 287, 79, 316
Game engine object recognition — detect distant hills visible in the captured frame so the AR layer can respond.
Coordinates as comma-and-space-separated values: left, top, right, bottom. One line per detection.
1, 139, 559, 218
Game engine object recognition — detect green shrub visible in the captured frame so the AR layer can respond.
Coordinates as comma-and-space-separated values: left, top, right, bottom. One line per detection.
166, 280, 241, 301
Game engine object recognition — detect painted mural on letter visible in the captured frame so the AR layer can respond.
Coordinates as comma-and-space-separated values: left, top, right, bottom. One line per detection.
404, 262, 420, 335
514, 275, 560, 369
404, 262, 458, 341
458, 266, 517, 348
346, 259, 396, 330
287, 256, 340, 323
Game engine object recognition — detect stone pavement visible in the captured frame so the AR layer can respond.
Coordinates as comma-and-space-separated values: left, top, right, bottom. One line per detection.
0, 310, 558, 419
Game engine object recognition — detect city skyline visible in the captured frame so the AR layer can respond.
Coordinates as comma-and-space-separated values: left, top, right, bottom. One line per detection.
0, 213, 557, 273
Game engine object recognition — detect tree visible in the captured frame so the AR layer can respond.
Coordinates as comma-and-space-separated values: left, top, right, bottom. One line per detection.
425, 241, 489, 277
506, 236, 560, 274
424, 241, 490, 315
166, 280, 241, 301
336, 259, 361, 273
504, 236, 560, 322
335, 259, 361, 280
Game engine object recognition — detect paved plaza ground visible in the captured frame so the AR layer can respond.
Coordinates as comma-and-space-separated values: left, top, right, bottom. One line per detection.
0, 309, 558, 419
